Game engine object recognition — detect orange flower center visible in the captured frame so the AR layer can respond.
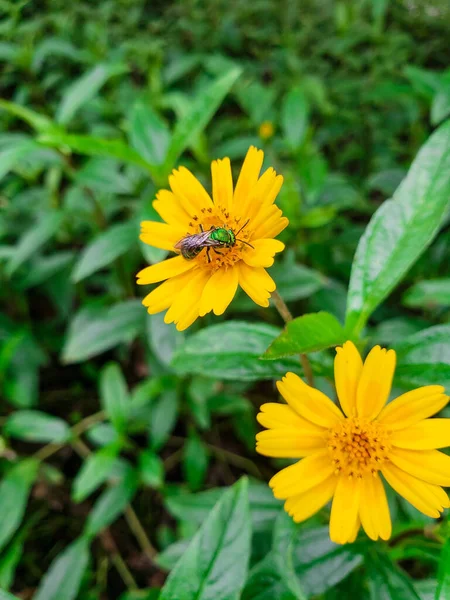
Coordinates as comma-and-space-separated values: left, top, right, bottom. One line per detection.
327, 418, 391, 478
182, 205, 253, 272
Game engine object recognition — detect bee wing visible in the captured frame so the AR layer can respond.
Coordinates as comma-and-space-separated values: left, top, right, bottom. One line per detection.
175, 231, 211, 250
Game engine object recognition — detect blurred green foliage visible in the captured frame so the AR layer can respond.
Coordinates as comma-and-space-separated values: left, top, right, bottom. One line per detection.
1, 0, 450, 598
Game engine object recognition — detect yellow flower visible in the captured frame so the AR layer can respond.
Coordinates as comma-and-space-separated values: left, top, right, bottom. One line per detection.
256, 341, 450, 544
259, 121, 275, 140
137, 147, 288, 331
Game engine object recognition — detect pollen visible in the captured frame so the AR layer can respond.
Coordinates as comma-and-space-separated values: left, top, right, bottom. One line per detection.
327, 418, 391, 478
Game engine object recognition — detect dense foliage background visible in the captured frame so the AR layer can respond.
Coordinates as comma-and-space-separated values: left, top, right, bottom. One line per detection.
1, 1, 450, 599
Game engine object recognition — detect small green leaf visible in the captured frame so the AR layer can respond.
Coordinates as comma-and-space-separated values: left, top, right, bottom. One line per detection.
0, 590, 21, 600
0, 459, 39, 552
281, 86, 309, 150
72, 444, 120, 502
431, 82, 450, 126
149, 390, 179, 451
346, 120, 450, 335
129, 101, 171, 165
402, 278, 450, 309
159, 477, 251, 600
366, 551, 420, 600
183, 431, 209, 492
139, 450, 164, 488
147, 313, 185, 367
33, 537, 90, 600
62, 300, 145, 363
242, 553, 301, 600
100, 362, 130, 433
4, 410, 70, 443
0, 98, 54, 132
7, 212, 63, 277
0, 141, 40, 181
264, 311, 347, 359
172, 322, 301, 381
162, 66, 242, 174
436, 537, 450, 599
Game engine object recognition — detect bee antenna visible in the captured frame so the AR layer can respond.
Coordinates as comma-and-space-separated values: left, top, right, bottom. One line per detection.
236, 238, 254, 249
235, 218, 250, 236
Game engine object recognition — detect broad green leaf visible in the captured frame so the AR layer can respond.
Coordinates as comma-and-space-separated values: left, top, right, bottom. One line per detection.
242, 553, 300, 600
0, 532, 24, 588
6, 212, 63, 277
100, 362, 130, 433
159, 477, 251, 600
32, 38, 86, 72
0, 591, 20, 600
76, 157, 134, 194
166, 479, 281, 533
56, 63, 126, 125
149, 390, 179, 451
0, 141, 40, 181
139, 450, 164, 488
281, 87, 309, 150
62, 300, 145, 363
157, 539, 191, 571
18, 251, 74, 290
171, 322, 301, 381
33, 537, 90, 600
0, 99, 54, 132
129, 101, 171, 165
264, 311, 347, 359
436, 537, 450, 599
366, 551, 420, 600
393, 324, 450, 390
72, 443, 120, 502
84, 466, 138, 537
162, 66, 242, 174
431, 83, 450, 126
183, 431, 209, 492
147, 313, 185, 367
346, 120, 450, 335
4, 410, 70, 443
402, 278, 450, 309
0, 459, 39, 552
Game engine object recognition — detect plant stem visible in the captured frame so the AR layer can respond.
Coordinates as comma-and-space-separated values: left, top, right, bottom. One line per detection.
271, 289, 315, 387
124, 505, 157, 562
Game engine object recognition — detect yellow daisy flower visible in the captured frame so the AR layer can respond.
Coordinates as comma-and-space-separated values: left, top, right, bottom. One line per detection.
137, 147, 288, 331
256, 341, 450, 544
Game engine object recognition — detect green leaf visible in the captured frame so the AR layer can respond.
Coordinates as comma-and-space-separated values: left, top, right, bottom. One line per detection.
281, 87, 309, 150
62, 300, 145, 363
129, 101, 171, 165
0, 459, 39, 552
264, 312, 347, 359
139, 450, 164, 488
72, 443, 120, 502
171, 322, 301, 381
147, 313, 185, 367
0, 591, 21, 600
242, 552, 300, 600
431, 83, 450, 126
149, 390, 179, 451
159, 477, 251, 600
166, 479, 281, 533
33, 537, 90, 600
436, 537, 450, 599
4, 410, 70, 443
393, 324, 450, 390
7, 212, 63, 277
402, 278, 450, 309
56, 63, 126, 125
0, 99, 54, 132
84, 466, 138, 537
100, 362, 130, 433
366, 551, 420, 600
183, 431, 209, 492
0, 141, 41, 181
346, 120, 450, 335
162, 66, 242, 174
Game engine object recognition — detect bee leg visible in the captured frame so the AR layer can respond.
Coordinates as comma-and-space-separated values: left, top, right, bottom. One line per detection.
206, 248, 212, 263
199, 224, 204, 232
212, 248, 224, 256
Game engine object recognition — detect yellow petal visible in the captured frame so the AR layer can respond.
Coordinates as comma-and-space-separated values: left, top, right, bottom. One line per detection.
211, 158, 233, 211
389, 448, 450, 486
140, 221, 185, 251
356, 346, 396, 420
153, 189, 191, 226
284, 475, 337, 523
242, 239, 285, 268
142, 271, 192, 313
346, 517, 361, 544
233, 146, 264, 214
391, 419, 450, 450
253, 209, 289, 240
243, 169, 283, 220
164, 269, 210, 331
199, 266, 238, 317
256, 428, 326, 458
256, 402, 324, 432
359, 475, 392, 541
238, 263, 275, 307
169, 166, 213, 215
277, 372, 343, 428
329, 475, 361, 545
334, 341, 363, 417
136, 255, 194, 285
382, 463, 447, 517
378, 386, 448, 430
269, 450, 333, 499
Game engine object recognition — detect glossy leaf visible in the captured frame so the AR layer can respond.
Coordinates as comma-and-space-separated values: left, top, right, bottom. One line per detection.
366, 551, 420, 600
149, 390, 179, 451
171, 322, 301, 381
4, 410, 70, 443
402, 278, 450, 309
129, 101, 171, 165
159, 477, 251, 600
346, 120, 450, 335
72, 443, 120, 502
33, 537, 90, 600
183, 431, 209, 492
264, 311, 347, 359
100, 362, 130, 433
242, 552, 300, 600
282, 87, 309, 150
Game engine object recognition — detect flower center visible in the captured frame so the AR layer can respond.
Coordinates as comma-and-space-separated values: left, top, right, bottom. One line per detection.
327, 418, 390, 478
185, 205, 252, 272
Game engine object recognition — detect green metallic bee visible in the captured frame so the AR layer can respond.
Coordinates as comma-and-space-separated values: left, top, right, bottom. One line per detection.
175, 220, 253, 262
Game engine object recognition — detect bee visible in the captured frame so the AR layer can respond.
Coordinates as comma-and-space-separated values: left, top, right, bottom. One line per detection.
175, 220, 253, 262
